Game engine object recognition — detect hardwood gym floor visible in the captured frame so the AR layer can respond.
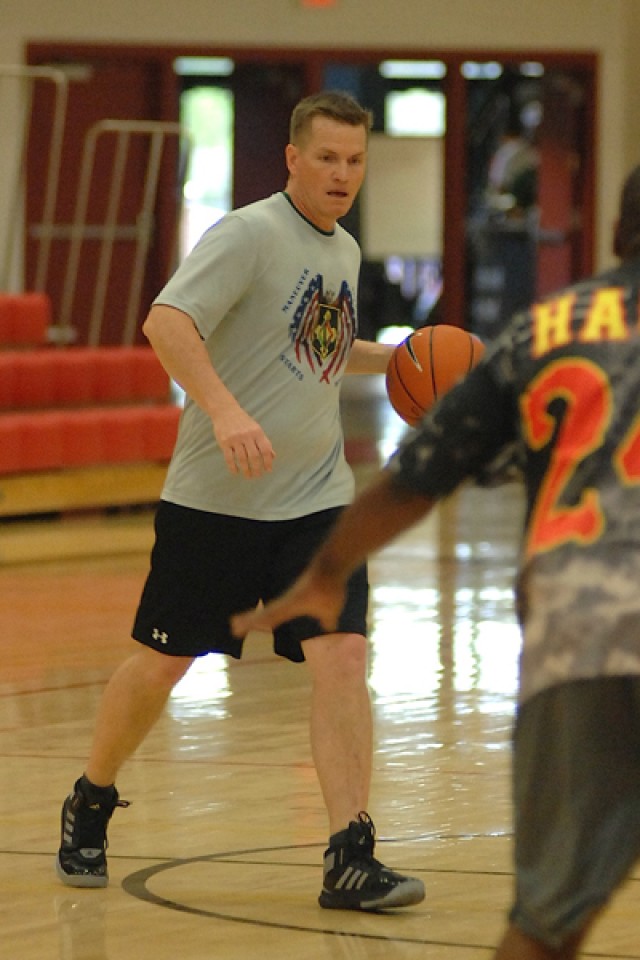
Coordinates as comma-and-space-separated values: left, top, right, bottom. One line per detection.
1, 376, 638, 960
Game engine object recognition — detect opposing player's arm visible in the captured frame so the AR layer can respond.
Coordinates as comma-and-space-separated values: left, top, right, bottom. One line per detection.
306, 471, 435, 582
231, 471, 435, 636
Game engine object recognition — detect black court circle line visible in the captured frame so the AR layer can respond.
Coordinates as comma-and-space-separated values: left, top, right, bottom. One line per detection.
122, 849, 640, 958
121, 840, 498, 950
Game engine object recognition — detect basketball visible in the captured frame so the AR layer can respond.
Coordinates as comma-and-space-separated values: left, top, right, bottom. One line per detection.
386, 325, 485, 427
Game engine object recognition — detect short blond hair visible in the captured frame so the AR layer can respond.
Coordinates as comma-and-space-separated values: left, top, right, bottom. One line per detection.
289, 91, 372, 146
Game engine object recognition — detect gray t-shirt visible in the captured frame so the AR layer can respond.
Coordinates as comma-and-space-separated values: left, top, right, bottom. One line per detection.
154, 192, 360, 520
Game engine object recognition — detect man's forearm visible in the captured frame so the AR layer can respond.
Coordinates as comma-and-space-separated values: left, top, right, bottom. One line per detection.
311, 473, 435, 581
143, 304, 238, 420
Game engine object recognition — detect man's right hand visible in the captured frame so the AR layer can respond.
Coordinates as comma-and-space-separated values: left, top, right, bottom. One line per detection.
213, 407, 276, 478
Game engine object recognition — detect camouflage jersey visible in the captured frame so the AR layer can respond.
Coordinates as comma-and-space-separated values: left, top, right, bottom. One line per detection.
388, 256, 640, 705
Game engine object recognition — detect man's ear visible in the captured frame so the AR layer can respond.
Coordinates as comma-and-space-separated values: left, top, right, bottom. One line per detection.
285, 142, 297, 176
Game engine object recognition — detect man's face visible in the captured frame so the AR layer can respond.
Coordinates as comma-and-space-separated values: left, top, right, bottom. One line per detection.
285, 115, 367, 231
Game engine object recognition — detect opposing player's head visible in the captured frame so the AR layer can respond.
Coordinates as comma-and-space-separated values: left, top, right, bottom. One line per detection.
285, 91, 372, 232
614, 164, 640, 259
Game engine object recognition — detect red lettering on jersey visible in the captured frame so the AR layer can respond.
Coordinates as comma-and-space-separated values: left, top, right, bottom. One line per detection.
522, 358, 609, 555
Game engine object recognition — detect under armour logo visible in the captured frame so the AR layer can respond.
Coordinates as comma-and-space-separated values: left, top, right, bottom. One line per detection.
152, 628, 169, 645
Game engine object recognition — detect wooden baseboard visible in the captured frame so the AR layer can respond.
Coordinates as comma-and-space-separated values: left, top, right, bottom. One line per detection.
0, 510, 156, 565
0, 462, 167, 517
0, 463, 166, 564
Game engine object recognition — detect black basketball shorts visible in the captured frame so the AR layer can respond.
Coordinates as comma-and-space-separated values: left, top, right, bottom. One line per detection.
132, 500, 369, 663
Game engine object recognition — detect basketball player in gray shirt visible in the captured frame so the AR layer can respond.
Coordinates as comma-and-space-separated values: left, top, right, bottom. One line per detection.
233, 165, 640, 957
56, 90, 425, 913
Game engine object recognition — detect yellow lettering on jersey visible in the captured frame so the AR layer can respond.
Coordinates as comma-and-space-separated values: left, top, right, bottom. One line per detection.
531, 293, 576, 357
579, 287, 627, 342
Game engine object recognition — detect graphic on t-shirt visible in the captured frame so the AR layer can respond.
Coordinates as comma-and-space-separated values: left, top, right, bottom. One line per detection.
289, 274, 356, 383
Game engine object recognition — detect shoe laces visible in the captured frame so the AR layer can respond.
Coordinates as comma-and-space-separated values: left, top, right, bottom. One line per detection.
70, 790, 129, 849
76, 777, 130, 814
345, 811, 377, 860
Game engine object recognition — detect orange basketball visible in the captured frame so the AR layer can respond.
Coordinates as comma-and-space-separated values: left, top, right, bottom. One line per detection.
386, 325, 485, 427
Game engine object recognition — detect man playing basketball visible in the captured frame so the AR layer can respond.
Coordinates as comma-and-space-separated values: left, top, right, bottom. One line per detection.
233, 165, 640, 957
56, 90, 425, 913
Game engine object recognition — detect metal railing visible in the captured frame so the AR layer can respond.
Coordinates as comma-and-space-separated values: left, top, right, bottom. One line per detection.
54, 119, 190, 345
0, 65, 69, 294
1, 64, 191, 344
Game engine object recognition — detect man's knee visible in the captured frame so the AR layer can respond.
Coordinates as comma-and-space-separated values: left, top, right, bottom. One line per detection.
303, 632, 368, 683
132, 644, 195, 689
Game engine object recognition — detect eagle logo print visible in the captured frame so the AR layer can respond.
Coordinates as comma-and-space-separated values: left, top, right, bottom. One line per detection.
312, 305, 339, 364
289, 274, 356, 384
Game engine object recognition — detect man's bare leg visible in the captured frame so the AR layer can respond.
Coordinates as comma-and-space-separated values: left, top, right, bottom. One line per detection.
86, 644, 194, 786
494, 922, 590, 960
303, 632, 425, 911
304, 632, 372, 834
57, 644, 194, 887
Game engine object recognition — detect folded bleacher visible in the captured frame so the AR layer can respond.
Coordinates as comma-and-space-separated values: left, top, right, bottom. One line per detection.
0, 293, 180, 535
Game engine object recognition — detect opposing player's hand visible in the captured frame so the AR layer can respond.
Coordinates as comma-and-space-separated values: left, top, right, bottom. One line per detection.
230, 569, 346, 637
212, 407, 275, 478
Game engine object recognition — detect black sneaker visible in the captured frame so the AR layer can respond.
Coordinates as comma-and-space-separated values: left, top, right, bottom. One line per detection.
56, 777, 129, 888
319, 811, 425, 912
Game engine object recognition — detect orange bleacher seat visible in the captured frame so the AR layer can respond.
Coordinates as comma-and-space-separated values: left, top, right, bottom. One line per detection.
0, 297, 14, 344
0, 293, 50, 347
98, 407, 146, 462
93, 347, 170, 404
0, 415, 23, 474
1, 346, 171, 410
51, 350, 98, 406
13, 353, 56, 408
93, 348, 135, 403
0, 405, 178, 475
143, 405, 181, 460
0, 353, 17, 408
0, 342, 179, 479
130, 347, 170, 401
20, 412, 64, 471
13, 293, 51, 345
59, 410, 104, 467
